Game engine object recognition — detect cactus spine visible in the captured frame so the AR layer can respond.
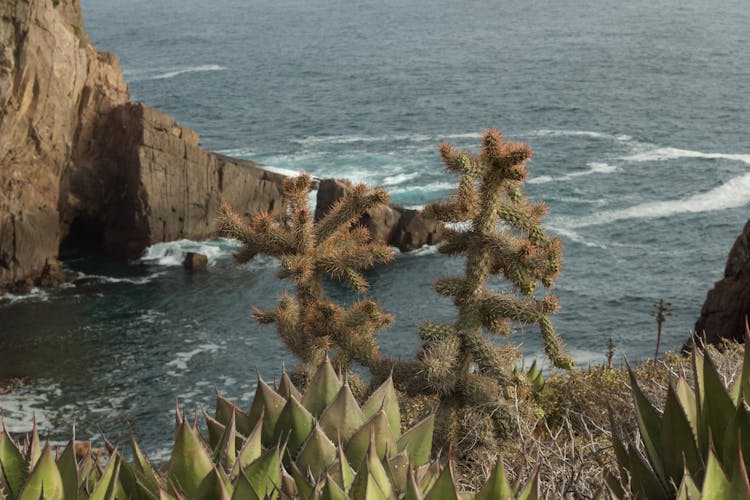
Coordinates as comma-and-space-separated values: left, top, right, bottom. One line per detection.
420, 129, 572, 448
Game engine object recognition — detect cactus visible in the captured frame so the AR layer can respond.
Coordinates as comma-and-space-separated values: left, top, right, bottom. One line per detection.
416, 130, 572, 451
218, 174, 395, 381
610, 329, 750, 499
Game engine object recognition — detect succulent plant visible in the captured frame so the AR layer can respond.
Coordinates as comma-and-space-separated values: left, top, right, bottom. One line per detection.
610, 330, 750, 499
218, 174, 396, 382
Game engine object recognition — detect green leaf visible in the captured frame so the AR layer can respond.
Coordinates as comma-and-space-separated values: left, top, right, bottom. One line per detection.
213, 410, 237, 471
26, 418, 41, 470
247, 376, 287, 447
89, 452, 121, 500
675, 470, 700, 500
243, 446, 282, 499
362, 377, 401, 439
17, 445, 64, 500
0, 425, 28, 497
627, 363, 666, 483
703, 352, 736, 459
721, 403, 750, 478
693, 349, 708, 452
56, 438, 78, 500
475, 460, 513, 500
215, 394, 236, 427
328, 444, 355, 493
321, 476, 349, 500
205, 414, 226, 452
277, 369, 303, 402
301, 359, 341, 418
424, 461, 459, 500
405, 469, 425, 500
729, 439, 750, 499
626, 447, 668, 500
387, 452, 409, 493
675, 377, 699, 439
130, 434, 161, 493
230, 415, 263, 481
345, 410, 397, 468
167, 418, 214, 497
516, 465, 540, 500
195, 467, 231, 500
273, 396, 314, 456
319, 383, 366, 442
362, 437, 395, 499
396, 415, 434, 467
230, 471, 260, 500
118, 458, 160, 500
289, 463, 314, 500
701, 448, 731, 498
661, 383, 701, 482
295, 425, 337, 479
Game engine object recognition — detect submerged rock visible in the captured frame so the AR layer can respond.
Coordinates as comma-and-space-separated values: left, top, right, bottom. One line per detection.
183, 252, 209, 271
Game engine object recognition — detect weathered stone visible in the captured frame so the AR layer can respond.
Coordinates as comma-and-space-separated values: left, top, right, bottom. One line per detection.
691, 219, 750, 347
36, 259, 67, 287
314, 178, 446, 252
183, 252, 208, 271
9, 279, 33, 295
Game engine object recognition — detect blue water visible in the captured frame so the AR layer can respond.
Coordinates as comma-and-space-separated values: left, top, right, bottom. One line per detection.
0, 0, 748, 456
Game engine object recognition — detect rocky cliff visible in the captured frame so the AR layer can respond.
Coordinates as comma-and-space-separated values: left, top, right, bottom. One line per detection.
0, 0, 444, 293
692, 219, 750, 346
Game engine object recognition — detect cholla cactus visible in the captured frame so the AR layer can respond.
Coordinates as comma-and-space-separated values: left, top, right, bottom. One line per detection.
419, 130, 572, 448
218, 174, 395, 380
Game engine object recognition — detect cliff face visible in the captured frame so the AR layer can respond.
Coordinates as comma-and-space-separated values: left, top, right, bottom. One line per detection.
0, 0, 286, 289
0, 0, 444, 292
693, 220, 750, 346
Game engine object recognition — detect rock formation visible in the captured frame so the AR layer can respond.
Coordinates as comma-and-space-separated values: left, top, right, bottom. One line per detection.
0, 0, 285, 291
692, 219, 750, 346
0, 0, 445, 293
315, 179, 446, 252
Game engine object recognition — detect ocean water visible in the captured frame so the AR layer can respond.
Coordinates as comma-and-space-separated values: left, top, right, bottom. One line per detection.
1, 0, 749, 456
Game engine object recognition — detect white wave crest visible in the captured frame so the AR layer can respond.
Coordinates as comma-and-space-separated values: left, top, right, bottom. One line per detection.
563, 171, 750, 228
75, 272, 164, 286
407, 244, 440, 256
388, 181, 455, 195
382, 172, 420, 186
126, 64, 226, 82
622, 147, 750, 165
0, 287, 50, 304
140, 238, 241, 266
522, 129, 632, 142
528, 162, 618, 185
166, 343, 223, 373
547, 226, 607, 249
291, 131, 483, 147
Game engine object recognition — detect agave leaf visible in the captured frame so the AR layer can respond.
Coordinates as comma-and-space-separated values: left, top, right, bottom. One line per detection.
77, 451, 97, 490
515, 465, 540, 500
278, 369, 303, 402
243, 446, 282, 499
626, 363, 666, 484
362, 437, 395, 499
345, 410, 397, 468
416, 460, 441, 496
274, 396, 315, 456
396, 415, 434, 467
205, 414, 226, 452
475, 460, 513, 500
405, 469, 425, 500
118, 458, 160, 500
626, 447, 668, 500
195, 467, 231, 500
16, 445, 64, 500
603, 471, 624, 500
692, 348, 708, 452
296, 425, 337, 479
387, 452, 409, 493
349, 465, 389, 500
319, 383, 366, 442
721, 404, 750, 477
301, 359, 342, 418
230, 472, 260, 500
234, 408, 253, 438
424, 461, 459, 500
289, 463, 314, 499
0, 425, 28, 497
729, 438, 750, 499
216, 394, 236, 428
56, 438, 78, 500
321, 475, 349, 500
362, 377, 401, 439
26, 418, 41, 470
703, 352, 736, 459
213, 411, 238, 470
248, 377, 287, 447
167, 418, 214, 497
89, 452, 121, 500
675, 469, 700, 500
329, 444, 355, 493
701, 448, 731, 498
230, 415, 263, 481
130, 434, 161, 493
674, 377, 699, 438
661, 383, 701, 482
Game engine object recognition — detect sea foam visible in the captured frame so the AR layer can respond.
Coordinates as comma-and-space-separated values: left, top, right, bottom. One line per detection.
141, 238, 241, 266
528, 162, 618, 185
125, 64, 226, 82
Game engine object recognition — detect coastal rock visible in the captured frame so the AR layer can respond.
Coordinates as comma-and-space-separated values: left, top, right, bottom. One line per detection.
183, 252, 208, 271
0, 0, 287, 289
692, 219, 750, 346
314, 178, 445, 252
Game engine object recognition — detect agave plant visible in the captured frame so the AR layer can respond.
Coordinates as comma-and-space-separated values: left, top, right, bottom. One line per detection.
166, 358, 541, 499
610, 333, 750, 499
